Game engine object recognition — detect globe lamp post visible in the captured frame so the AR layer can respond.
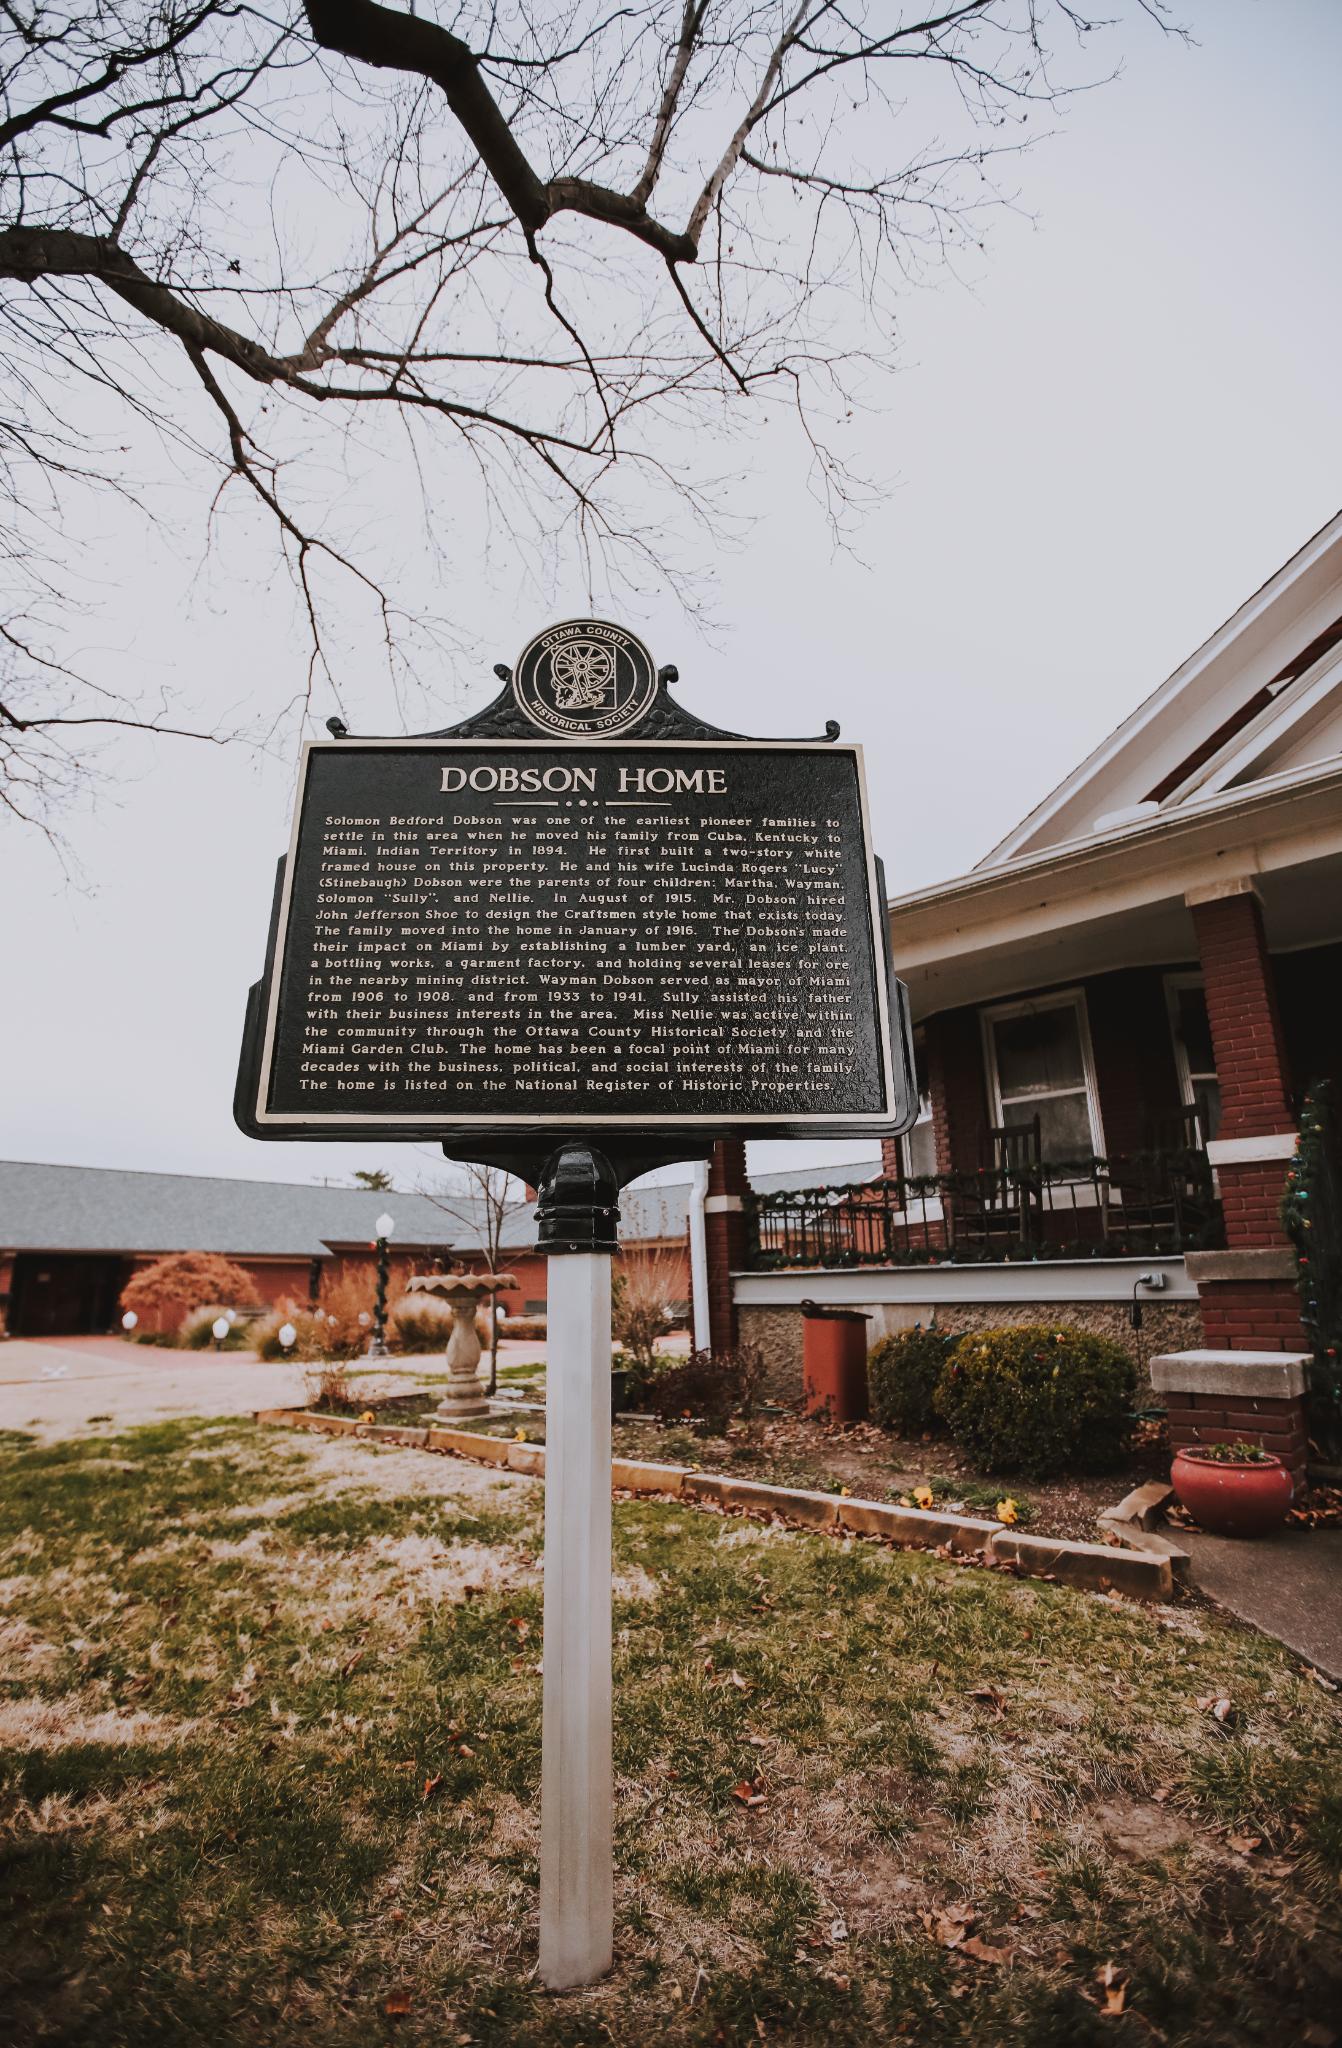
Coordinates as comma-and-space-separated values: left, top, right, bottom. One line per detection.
369, 1213, 395, 1358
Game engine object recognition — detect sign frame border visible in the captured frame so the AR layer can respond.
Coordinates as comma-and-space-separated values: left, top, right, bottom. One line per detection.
247, 735, 909, 1136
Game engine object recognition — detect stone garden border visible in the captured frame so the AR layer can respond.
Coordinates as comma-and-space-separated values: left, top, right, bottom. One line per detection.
257, 1406, 1174, 1601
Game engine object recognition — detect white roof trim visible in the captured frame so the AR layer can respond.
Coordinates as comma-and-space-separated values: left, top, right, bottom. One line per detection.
1161, 641, 1342, 806
977, 507, 1342, 868
887, 752, 1342, 923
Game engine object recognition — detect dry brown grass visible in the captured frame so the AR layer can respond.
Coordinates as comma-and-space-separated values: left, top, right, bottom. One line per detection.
0, 1418, 1339, 2048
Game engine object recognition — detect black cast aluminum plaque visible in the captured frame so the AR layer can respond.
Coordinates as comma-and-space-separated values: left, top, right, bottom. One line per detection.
241, 737, 911, 1139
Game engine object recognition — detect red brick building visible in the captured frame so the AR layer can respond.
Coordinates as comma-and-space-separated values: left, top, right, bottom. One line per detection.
733, 511, 1342, 1474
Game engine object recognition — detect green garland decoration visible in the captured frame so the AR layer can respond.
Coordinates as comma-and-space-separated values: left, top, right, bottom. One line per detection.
1280, 1080, 1342, 1458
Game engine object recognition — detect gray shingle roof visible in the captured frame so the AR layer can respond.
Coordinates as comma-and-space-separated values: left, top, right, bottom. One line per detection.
0, 1160, 468, 1257
0, 1154, 879, 1261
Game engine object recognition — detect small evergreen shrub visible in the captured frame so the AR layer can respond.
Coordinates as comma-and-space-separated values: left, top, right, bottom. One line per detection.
868, 1324, 960, 1434
933, 1324, 1136, 1477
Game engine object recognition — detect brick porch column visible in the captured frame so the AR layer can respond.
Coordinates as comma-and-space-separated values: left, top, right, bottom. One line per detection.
704, 1138, 747, 1356
1187, 877, 1304, 1349
1165, 878, 1310, 1484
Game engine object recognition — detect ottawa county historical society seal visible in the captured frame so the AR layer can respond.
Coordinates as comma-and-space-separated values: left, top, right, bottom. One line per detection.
512, 619, 658, 738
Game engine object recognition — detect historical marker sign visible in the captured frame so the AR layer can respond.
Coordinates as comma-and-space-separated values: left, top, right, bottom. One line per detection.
241, 731, 912, 1142
235, 623, 917, 1994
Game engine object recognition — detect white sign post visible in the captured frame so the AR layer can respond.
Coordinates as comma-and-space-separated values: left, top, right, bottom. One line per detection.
538, 1252, 614, 1987
534, 1143, 619, 1988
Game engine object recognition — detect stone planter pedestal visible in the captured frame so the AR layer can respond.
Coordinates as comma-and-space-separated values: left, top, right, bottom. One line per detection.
1150, 1349, 1311, 1491
404, 1271, 518, 1420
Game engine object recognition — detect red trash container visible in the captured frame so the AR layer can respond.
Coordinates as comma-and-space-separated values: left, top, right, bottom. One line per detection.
800, 1300, 871, 1421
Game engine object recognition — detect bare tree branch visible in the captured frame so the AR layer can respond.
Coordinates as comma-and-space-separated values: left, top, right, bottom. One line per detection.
0, 0, 1182, 847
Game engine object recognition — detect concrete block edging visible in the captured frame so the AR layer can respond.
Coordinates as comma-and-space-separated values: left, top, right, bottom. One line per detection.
254, 1407, 1172, 1601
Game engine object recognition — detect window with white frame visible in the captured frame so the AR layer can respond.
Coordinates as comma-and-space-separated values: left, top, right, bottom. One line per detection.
899, 1031, 938, 1182
1165, 974, 1222, 1144
900, 1091, 937, 1179
982, 992, 1104, 1164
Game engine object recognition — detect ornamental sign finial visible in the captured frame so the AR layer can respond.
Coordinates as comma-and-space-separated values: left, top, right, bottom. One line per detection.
512, 618, 658, 738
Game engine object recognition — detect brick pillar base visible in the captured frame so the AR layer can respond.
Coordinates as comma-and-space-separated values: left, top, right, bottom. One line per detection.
705, 1139, 747, 1356
1186, 1250, 1306, 1354
1198, 1278, 1307, 1353
1153, 1351, 1310, 1488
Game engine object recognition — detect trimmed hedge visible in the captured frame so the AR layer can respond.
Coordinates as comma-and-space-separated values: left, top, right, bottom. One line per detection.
932, 1323, 1136, 1478
868, 1325, 960, 1435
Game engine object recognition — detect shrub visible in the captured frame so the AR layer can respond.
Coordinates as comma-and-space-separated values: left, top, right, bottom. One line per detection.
629, 1345, 765, 1424
389, 1296, 492, 1353
933, 1324, 1136, 1478
612, 1248, 685, 1372
868, 1324, 960, 1435
178, 1304, 251, 1351
121, 1252, 257, 1333
252, 1306, 323, 1361
501, 1314, 547, 1341
390, 1296, 454, 1352
314, 1269, 379, 1359
304, 1361, 355, 1411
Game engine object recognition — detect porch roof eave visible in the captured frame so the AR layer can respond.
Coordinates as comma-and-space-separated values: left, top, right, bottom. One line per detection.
888, 756, 1342, 1021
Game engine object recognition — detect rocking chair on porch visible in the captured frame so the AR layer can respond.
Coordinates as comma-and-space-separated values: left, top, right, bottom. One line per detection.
953, 1115, 1042, 1256
1102, 1108, 1216, 1251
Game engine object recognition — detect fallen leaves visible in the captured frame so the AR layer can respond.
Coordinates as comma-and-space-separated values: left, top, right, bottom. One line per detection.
923, 1904, 975, 1949
1285, 1483, 1342, 1528
921, 1904, 1014, 1967
968, 1681, 1008, 1718
731, 1775, 767, 1809
959, 1934, 1013, 1966
445, 1719, 475, 1757
1096, 1960, 1127, 2015
1196, 1693, 1236, 1725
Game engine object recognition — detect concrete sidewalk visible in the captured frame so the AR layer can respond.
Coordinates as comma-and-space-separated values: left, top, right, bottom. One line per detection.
1180, 1523, 1342, 1683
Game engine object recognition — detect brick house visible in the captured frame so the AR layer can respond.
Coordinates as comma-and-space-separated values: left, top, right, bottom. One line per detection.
727, 511, 1342, 1475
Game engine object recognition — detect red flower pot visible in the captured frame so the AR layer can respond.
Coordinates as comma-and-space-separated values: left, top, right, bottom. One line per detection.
1170, 1449, 1293, 1536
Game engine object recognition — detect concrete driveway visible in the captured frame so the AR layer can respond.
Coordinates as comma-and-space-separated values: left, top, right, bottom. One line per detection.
0, 1334, 555, 1439
0, 1336, 313, 1438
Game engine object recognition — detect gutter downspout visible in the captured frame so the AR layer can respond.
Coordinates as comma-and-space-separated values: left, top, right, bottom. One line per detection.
689, 1160, 710, 1354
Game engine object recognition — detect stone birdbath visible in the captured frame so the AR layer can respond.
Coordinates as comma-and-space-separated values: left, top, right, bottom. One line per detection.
403, 1270, 518, 1420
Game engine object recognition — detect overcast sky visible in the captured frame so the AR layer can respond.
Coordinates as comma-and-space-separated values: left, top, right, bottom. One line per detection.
6, 0, 1341, 1195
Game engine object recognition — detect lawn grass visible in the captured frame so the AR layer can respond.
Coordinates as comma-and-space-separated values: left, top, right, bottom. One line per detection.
1, 1419, 1340, 2045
